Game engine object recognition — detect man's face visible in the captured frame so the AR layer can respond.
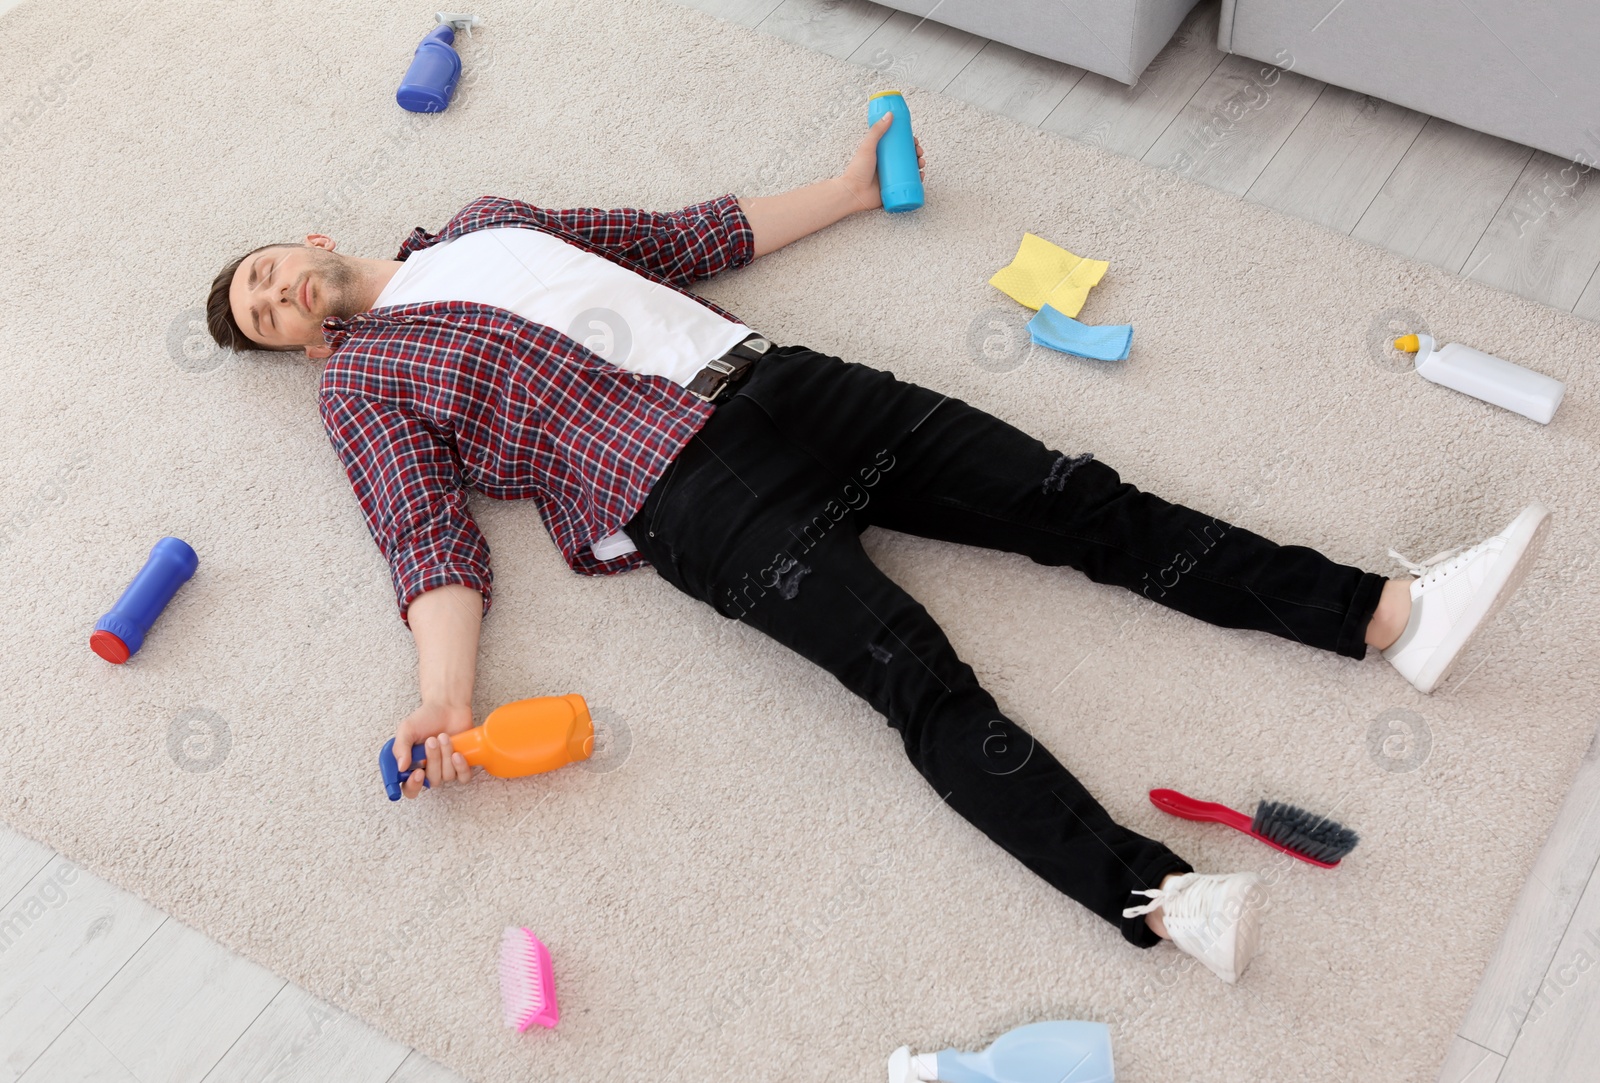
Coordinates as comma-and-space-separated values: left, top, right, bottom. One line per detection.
228, 236, 361, 352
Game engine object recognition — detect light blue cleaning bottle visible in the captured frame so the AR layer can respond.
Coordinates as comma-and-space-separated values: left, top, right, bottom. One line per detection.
867, 90, 925, 212
887, 1021, 1114, 1083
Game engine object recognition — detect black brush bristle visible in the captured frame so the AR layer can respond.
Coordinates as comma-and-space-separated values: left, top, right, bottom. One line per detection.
1250, 801, 1359, 864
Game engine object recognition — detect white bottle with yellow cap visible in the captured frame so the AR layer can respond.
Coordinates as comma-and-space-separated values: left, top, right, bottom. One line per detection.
1393, 333, 1565, 425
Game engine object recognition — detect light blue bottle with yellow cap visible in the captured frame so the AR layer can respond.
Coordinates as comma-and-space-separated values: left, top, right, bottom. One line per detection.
867, 90, 925, 212
886, 1020, 1114, 1083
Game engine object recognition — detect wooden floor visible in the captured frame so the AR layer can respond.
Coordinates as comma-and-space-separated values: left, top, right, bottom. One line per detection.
5, 1, 1598, 1080
0, 823, 466, 1083
685, 0, 1600, 320
1434, 733, 1600, 1083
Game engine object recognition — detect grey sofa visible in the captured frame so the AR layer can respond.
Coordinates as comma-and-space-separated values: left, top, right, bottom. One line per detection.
875, 0, 1202, 85
1219, 0, 1600, 164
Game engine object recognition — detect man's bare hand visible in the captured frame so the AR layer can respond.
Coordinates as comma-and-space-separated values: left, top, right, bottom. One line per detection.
740, 112, 927, 255
394, 700, 475, 799
840, 111, 927, 212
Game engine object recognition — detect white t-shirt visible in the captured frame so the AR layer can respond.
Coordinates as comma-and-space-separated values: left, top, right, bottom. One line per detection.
373, 226, 751, 561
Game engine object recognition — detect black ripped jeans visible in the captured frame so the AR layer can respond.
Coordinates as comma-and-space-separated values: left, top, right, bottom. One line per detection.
624, 345, 1386, 947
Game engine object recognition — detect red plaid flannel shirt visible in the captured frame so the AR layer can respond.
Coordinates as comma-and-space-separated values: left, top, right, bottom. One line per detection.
316, 192, 756, 626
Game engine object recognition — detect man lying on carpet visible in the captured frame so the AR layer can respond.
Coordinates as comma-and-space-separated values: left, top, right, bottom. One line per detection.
207, 112, 1549, 985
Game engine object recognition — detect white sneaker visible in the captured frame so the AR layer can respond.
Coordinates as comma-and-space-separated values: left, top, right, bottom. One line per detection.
1383, 504, 1551, 694
1122, 871, 1266, 984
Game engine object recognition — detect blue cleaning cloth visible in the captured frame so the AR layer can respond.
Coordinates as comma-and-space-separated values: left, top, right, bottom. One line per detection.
1026, 303, 1133, 362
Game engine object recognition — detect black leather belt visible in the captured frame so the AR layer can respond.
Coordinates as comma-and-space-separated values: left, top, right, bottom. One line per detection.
684, 332, 774, 404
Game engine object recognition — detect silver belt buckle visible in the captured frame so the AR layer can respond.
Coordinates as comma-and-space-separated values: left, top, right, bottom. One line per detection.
689, 357, 736, 403
692, 335, 769, 402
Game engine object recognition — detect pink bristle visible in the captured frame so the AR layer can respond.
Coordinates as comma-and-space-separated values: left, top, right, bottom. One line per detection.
498, 926, 559, 1031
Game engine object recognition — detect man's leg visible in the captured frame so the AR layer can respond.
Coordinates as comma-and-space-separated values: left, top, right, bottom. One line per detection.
626, 394, 1190, 949
735, 346, 1390, 657
736, 345, 1551, 696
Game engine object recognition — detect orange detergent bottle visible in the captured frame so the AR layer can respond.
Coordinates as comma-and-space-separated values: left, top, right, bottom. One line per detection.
380, 694, 593, 800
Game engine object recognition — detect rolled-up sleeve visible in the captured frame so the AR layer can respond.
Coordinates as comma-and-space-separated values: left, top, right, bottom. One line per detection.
534, 192, 756, 289
319, 392, 493, 627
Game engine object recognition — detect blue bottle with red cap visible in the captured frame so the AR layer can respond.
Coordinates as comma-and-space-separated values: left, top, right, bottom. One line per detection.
91, 537, 197, 664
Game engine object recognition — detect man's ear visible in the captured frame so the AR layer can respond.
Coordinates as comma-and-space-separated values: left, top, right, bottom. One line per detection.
305, 343, 334, 360
304, 233, 337, 251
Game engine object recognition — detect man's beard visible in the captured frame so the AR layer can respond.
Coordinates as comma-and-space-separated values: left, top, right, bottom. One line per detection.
310, 249, 363, 319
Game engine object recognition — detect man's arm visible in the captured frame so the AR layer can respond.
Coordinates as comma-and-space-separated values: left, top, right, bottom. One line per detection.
319, 392, 494, 625
411, 583, 482, 708
498, 112, 924, 283
393, 582, 483, 798
318, 392, 494, 796
739, 111, 926, 258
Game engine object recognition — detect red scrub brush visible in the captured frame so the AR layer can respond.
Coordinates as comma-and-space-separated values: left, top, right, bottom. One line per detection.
1149, 788, 1359, 868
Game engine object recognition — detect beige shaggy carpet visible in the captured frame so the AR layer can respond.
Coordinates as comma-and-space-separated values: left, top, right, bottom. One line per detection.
2, 0, 1597, 1080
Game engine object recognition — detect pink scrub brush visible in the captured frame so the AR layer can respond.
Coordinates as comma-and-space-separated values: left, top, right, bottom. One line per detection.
498, 927, 559, 1030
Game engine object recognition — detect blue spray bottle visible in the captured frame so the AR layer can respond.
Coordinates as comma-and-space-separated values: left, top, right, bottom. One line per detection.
887, 1021, 1115, 1083
396, 12, 484, 114
867, 90, 925, 212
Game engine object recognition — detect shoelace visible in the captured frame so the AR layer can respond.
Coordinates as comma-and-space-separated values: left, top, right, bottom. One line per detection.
1388, 546, 1461, 577
1121, 871, 1200, 919
1389, 539, 1499, 589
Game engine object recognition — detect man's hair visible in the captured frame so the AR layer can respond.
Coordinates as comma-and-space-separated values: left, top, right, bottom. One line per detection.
206, 242, 305, 353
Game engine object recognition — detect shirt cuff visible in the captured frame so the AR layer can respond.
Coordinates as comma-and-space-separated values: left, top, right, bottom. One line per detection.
716, 191, 756, 269
397, 564, 493, 628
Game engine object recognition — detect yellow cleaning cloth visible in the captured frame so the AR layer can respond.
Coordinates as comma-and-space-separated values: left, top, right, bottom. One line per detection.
989, 233, 1109, 317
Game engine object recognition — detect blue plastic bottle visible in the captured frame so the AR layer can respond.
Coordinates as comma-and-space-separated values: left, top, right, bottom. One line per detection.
867, 90, 925, 212
396, 14, 482, 114
90, 537, 198, 664
887, 1021, 1114, 1083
